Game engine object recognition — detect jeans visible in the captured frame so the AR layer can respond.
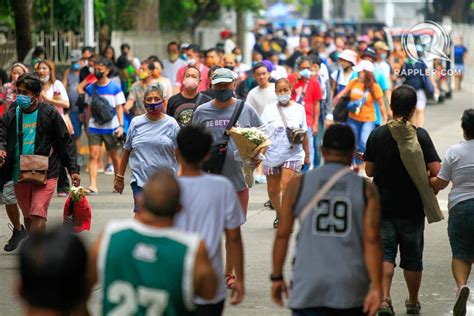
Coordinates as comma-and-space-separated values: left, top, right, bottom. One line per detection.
448, 198, 474, 260
347, 118, 376, 165
313, 115, 325, 168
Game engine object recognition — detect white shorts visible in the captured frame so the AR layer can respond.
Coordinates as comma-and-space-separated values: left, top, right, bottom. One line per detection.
416, 89, 427, 110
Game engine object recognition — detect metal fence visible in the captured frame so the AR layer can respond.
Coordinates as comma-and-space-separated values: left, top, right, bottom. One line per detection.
0, 41, 17, 70
111, 30, 192, 61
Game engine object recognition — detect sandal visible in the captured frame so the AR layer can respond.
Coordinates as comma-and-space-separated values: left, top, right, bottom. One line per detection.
84, 187, 98, 196
378, 297, 395, 316
225, 273, 236, 289
405, 298, 421, 314
273, 217, 280, 229
264, 200, 275, 210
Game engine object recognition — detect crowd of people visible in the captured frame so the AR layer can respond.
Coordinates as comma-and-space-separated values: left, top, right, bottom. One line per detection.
0, 24, 473, 316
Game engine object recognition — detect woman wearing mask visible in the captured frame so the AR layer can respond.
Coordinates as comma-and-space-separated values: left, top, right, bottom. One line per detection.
1, 63, 28, 108
334, 60, 387, 173
114, 85, 180, 213
36, 60, 72, 196
0, 73, 80, 234
261, 78, 309, 228
430, 109, 474, 316
125, 60, 159, 117
232, 47, 250, 79
167, 66, 212, 127
151, 60, 172, 102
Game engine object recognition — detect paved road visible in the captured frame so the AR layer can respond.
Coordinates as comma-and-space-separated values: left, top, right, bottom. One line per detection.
0, 90, 473, 315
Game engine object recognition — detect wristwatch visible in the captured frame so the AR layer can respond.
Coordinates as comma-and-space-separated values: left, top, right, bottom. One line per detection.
270, 274, 284, 282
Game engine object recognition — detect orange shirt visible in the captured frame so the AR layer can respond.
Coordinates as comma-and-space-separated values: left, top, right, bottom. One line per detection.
347, 79, 383, 122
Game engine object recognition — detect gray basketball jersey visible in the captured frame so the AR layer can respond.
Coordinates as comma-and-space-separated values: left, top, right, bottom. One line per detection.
288, 162, 369, 309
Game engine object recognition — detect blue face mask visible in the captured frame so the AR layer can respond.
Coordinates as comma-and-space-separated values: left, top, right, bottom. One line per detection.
16, 94, 32, 110
299, 69, 312, 79
72, 62, 81, 71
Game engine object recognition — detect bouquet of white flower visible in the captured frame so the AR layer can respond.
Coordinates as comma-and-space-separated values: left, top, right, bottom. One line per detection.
229, 127, 271, 187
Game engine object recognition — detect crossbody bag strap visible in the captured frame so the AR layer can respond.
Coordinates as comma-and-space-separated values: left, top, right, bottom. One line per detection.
17, 109, 23, 155
224, 99, 244, 136
300, 80, 310, 100
298, 167, 351, 223
277, 103, 289, 129
194, 93, 203, 108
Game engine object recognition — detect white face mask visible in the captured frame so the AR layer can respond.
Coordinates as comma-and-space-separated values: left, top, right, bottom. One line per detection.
236, 55, 242, 63
89, 66, 94, 74
186, 58, 196, 66
277, 94, 291, 104
40, 75, 50, 83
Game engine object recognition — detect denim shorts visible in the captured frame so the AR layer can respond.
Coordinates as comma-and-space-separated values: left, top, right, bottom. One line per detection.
448, 198, 474, 261
381, 217, 425, 271
130, 182, 143, 213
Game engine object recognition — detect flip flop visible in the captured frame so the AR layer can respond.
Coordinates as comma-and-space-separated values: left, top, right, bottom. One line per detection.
225, 273, 236, 289
84, 188, 98, 196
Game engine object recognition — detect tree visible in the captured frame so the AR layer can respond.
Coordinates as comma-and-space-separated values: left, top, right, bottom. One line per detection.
9, 0, 33, 62
432, 0, 471, 23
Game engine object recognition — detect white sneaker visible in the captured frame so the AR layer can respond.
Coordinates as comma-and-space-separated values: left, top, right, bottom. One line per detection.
104, 164, 114, 175
255, 174, 267, 184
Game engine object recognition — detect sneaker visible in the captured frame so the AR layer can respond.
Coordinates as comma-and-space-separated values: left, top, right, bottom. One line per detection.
405, 298, 421, 314
454, 286, 470, 316
4, 224, 28, 252
104, 164, 114, 175
255, 174, 267, 184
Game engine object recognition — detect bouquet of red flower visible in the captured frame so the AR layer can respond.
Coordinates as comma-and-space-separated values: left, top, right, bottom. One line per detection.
63, 186, 92, 233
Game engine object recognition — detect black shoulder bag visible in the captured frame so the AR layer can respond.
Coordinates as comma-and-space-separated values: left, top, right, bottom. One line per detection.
202, 100, 244, 174
90, 84, 115, 125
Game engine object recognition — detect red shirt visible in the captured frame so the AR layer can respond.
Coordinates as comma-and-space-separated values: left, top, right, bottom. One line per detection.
288, 74, 322, 127
175, 64, 210, 93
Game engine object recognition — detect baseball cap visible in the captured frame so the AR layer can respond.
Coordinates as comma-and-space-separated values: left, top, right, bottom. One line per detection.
352, 60, 375, 73
374, 41, 389, 51
362, 47, 377, 59
69, 50, 82, 63
338, 49, 358, 65
211, 68, 235, 85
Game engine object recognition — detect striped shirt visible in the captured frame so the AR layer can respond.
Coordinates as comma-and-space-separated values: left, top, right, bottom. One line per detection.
86, 81, 126, 134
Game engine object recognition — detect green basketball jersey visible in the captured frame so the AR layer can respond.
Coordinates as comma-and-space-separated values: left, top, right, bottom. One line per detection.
98, 220, 200, 316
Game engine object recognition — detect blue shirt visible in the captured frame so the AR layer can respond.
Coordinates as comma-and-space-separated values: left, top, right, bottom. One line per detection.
13, 106, 38, 183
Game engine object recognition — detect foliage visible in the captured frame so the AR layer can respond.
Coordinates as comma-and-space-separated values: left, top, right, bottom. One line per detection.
361, 0, 375, 19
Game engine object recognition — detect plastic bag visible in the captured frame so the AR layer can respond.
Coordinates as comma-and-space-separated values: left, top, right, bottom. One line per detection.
63, 187, 92, 233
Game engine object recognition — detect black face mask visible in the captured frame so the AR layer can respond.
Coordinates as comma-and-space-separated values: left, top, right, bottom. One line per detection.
224, 65, 235, 71
95, 70, 105, 79
213, 89, 233, 103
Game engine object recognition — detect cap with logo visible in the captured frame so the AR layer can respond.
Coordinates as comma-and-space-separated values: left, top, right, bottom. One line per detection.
211, 68, 236, 85
362, 47, 377, 59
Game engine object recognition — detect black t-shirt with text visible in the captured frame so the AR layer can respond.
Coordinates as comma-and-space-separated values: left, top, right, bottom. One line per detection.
364, 125, 440, 220
166, 92, 212, 127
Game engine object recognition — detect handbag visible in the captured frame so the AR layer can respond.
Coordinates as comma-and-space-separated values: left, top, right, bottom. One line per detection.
333, 96, 350, 123
203, 100, 244, 174
277, 103, 306, 144
17, 110, 51, 186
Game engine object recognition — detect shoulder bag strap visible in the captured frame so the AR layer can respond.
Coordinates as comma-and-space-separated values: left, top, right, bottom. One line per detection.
17, 109, 23, 155
277, 103, 289, 129
298, 167, 351, 223
224, 99, 244, 135
194, 93, 203, 108
300, 80, 310, 100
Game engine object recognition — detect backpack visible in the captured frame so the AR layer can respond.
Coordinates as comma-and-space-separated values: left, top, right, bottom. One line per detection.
90, 84, 115, 125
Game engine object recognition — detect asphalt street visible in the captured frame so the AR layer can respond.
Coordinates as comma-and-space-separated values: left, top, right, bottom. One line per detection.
0, 89, 473, 315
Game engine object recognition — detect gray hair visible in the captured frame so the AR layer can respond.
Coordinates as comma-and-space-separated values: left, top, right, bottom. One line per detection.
144, 84, 164, 100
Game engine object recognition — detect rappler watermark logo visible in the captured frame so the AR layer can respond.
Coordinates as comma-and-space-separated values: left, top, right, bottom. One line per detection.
402, 21, 451, 62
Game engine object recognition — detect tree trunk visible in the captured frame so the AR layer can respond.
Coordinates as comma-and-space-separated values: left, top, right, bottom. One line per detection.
10, 0, 33, 62
236, 10, 245, 50
135, 0, 159, 31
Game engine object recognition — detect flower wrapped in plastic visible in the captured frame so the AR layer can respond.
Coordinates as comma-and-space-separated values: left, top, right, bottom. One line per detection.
63, 186, 92, 233
229, 126, 271, 187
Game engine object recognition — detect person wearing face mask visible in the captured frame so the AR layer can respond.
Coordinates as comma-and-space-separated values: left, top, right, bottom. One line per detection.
192, 67, 262, 289
261, 78, 309, 228
1, 62, 28, 108
125, 60, 160, 117
150, 58, 172, 103
232, 47, 250, 80
374, 41, 391, 83
114, 85, 180, 212
162, 42, 187, 88
331, 49, 357, 97
35, 60, 70, 115
84, 57, 126, 195
0, 73, 80, 234
288, 56, 322, 170
167, 66, 212, 127
174, 44, 210, 94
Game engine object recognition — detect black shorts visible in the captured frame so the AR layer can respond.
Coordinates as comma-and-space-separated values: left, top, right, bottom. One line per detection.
195, 300, 224, 316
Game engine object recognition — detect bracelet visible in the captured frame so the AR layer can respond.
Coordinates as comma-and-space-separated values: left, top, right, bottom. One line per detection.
115, 174, 125, 179
270, 274, 284, 282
